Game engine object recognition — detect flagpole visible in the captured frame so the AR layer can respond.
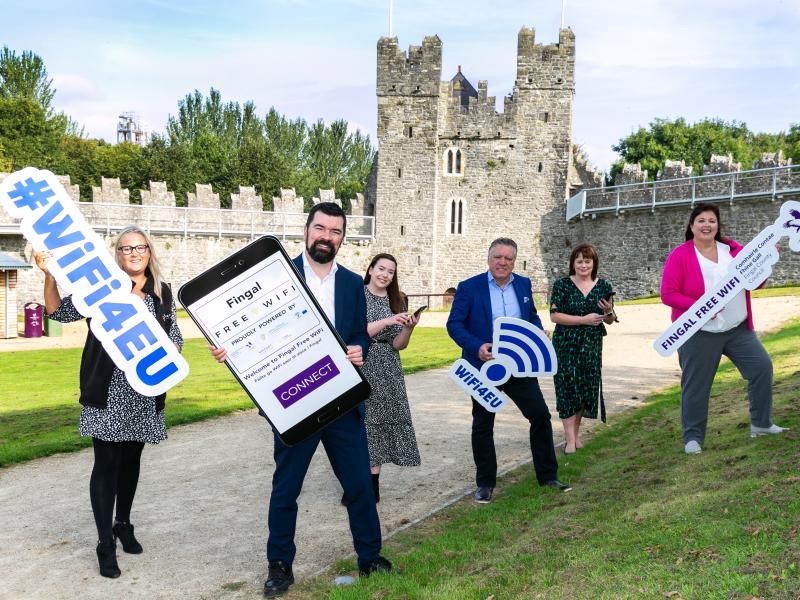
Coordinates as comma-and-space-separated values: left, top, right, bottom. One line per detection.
560, 0, 566, 28
389, 0, 393, 37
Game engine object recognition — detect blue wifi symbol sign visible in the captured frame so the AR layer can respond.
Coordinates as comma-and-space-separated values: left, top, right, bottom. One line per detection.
480, 317, 559, 386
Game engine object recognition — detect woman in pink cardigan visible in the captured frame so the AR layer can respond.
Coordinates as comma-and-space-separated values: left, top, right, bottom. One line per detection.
660, 203, 785, 454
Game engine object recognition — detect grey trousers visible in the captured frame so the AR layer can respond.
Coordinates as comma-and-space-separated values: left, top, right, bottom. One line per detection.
677, 321, 773, 444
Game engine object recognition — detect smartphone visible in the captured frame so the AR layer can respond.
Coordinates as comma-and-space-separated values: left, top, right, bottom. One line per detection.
178, 236, 370, 446
604, 291, 616, 301
413, 305, 428, 318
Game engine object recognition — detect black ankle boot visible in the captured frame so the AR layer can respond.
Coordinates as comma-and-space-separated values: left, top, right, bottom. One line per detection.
372, 473, 380, 503
113, 521, 143, 554
96, 539, 121, 578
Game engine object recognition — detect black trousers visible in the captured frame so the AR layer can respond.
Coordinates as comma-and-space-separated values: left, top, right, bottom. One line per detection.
90, 438, 145, 542
471, 376, 558, 487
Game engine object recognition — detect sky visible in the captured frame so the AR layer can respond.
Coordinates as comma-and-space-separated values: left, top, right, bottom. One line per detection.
4, 0, 799, 172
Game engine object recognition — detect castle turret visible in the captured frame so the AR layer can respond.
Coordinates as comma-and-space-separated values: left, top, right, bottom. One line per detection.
373, 36, 444, 291
371, 28, 577, 295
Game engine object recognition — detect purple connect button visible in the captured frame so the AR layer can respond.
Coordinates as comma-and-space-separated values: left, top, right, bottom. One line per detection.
273, 355, 340, 408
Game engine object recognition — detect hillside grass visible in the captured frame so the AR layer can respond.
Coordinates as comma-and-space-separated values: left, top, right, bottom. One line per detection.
292, 319, 800, 600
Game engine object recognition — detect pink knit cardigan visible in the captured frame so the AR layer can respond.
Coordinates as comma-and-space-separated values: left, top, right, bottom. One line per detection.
660, 238, 755, 330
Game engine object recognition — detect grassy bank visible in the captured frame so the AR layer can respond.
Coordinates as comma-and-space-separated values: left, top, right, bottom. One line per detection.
0, 328, 459, 467
294, 319, 800, 600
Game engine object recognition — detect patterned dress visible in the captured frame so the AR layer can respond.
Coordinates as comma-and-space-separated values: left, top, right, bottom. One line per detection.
50, 294, 183, 444
549, 277, 612, 422
362, 287, 421, 468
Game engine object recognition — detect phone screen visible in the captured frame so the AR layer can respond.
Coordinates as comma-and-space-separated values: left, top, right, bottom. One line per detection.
178, 236, 369, 445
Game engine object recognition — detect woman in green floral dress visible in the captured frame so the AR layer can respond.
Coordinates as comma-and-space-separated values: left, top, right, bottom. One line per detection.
549, 243, 616, 454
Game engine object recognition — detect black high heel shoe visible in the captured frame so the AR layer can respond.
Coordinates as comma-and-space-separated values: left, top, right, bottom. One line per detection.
113, 521, 143, 554
96, 539, 121, 578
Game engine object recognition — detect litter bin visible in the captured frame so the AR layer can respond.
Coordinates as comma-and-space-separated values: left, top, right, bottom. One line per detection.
45, 316, 62, 337
24, 302, 44, 338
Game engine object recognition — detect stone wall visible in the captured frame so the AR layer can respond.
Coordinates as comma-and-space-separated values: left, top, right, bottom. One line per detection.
1, 233, 374, 313
566, 196, 800, 300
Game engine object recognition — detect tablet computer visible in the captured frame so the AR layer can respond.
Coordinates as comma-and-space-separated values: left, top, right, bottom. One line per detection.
178, 236, 371, 446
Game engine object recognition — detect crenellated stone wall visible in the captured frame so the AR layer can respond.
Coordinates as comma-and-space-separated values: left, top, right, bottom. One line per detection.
568, 151, 799, 299
0, 175, 376, 312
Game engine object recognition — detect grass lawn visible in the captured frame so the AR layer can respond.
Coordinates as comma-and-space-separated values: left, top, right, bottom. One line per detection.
292, 319, 800, 600
0, 328, 459, 467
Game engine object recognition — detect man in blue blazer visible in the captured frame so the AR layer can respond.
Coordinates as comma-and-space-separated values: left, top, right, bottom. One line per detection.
211, 203, 390, 597
447, 237, 571, 504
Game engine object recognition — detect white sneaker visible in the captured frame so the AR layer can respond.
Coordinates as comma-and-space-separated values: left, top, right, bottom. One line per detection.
684, 440, 702, 454
750, 424, 789, 437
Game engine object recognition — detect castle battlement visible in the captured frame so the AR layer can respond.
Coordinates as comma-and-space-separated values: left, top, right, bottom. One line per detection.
377, 35, 442, 97
515, 27, 575, 92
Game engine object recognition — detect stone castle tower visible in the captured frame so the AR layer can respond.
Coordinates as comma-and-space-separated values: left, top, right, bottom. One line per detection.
368, 27, 577, 295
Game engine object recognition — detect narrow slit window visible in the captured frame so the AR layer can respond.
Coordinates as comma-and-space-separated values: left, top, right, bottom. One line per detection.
455, 150, 462, 174
457, 200, 463, 234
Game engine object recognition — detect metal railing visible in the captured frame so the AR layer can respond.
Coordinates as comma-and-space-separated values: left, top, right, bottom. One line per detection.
0, 202, 376, 240
566, 164, 800, 222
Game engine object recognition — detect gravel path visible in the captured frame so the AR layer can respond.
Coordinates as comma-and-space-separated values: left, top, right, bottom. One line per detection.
1, 298, 797, 600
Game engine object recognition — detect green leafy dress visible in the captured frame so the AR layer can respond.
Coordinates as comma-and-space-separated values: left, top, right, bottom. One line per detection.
549, 277, 612, 422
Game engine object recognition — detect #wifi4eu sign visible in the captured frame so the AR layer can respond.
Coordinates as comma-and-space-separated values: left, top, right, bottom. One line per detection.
449, 317, 558, 413
0, 168, 189, 395
655, 200, 800, 356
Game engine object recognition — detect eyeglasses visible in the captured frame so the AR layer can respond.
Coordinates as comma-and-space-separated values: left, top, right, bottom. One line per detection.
118, 244, 150, 255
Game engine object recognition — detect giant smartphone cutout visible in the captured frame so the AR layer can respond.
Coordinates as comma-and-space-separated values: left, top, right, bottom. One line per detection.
178, 236, 370, 445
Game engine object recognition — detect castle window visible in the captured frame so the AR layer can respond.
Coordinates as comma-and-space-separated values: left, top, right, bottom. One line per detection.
443, 147, 465, 176
400, 225, 405, 236
398, 168, 402, 178
449, 199, 464, 235
538, 162, 543, 173
523, 260, 527, 270
543, 112, 549, 123
407, 126, 413, 138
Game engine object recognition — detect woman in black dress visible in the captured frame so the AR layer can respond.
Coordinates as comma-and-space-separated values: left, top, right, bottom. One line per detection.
361, 253, 422, 502
34, 225, 182, 578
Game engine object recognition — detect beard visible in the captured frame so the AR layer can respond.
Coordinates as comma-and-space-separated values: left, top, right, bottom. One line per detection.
307, 239, 337, 263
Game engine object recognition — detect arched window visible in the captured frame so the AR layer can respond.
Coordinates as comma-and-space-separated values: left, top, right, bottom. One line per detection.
443, 147, 465, 176
449, 199, 464, 235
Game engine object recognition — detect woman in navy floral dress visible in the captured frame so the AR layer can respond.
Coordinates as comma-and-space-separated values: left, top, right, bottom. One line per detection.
35, 225, 182, 579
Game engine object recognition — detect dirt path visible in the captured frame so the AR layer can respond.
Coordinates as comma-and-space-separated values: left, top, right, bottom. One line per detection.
1, 298, 797, 600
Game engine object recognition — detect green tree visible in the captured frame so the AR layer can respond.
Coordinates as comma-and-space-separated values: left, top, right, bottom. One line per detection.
0, 47, 55, 112
610, 118, 793, 182
0, 96, 67, 170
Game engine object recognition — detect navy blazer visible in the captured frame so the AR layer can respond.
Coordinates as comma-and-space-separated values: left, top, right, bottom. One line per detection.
292, 255, 369, 358
446, 272, 543, 370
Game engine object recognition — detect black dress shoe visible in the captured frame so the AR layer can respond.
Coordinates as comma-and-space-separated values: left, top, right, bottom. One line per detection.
264, 560, 294, 597
542, 479, 572, 492
113, 521, 143, 554
359, 556, 392, 577
96, 540, 121, 578
473, 486, 493, 503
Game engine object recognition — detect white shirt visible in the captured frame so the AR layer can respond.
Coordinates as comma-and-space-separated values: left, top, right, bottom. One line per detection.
695, 241, 748, 333
302, 252, 338, 323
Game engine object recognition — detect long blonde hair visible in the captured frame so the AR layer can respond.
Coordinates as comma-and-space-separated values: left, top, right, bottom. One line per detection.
114, 225, 165, 302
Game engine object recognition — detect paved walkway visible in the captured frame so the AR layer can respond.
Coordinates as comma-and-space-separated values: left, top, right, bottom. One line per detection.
0, 298, 798, 599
